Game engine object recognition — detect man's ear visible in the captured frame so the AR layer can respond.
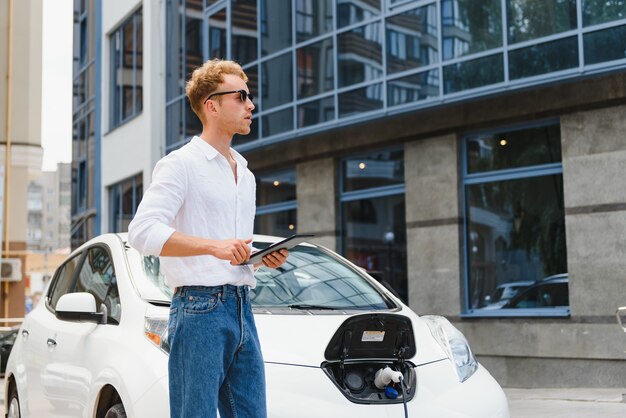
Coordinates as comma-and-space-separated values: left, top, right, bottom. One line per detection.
204, 99, 219, 118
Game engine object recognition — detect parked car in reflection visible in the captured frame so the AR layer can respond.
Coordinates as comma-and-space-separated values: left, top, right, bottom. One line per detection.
4, 233, 509, 418
481, 280, 535, 310
501, 274, 569, 309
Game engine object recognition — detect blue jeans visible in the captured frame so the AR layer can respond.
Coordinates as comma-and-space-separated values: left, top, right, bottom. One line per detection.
168, 285, 266, 418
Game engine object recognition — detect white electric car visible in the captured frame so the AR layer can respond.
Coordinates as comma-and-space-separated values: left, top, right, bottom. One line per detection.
4, 233, 509, 418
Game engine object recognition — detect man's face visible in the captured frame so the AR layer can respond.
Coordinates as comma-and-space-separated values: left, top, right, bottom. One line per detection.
206, 74, 255, 136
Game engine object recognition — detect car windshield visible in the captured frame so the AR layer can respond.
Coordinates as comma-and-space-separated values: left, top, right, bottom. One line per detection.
126, 241, 392, 310
250, 244, 392, 310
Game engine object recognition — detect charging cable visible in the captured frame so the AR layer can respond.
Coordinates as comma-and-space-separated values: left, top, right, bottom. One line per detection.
398, 375, 409, 418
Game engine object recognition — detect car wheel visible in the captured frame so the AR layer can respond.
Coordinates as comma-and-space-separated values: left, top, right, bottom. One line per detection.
104, 403, 127, 418
7, 384, 20, 418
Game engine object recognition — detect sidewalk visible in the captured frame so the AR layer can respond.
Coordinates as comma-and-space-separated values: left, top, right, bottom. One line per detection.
504, 388, 626, 418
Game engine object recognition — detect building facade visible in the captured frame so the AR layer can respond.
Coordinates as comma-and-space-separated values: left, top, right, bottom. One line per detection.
74, 0, 626, 387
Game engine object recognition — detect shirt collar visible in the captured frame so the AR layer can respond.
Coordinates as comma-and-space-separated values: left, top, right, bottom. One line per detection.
191, 136, 249, 168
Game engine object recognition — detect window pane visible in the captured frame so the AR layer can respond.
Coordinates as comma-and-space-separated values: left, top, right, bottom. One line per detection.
583, 0, 626, 26
166, 0, 184, 100
262, 108, 293, 136
185, 97, 202, 138
443, 53, 503, 94
262, 52, 293, 110
342, 194, 407, 302
298, 96, 335, 127
584, 25, 626, 65
338, 83, 383, 118
135, 13, 143, 114
296, 0, 332, 42
261, 0, 292, 55
466, 124, 562, 174
338, 23, 383, 87
186, 11, 203, 80
256, 169, 297, 206
109, 185, 121, 232
387, 69, 439, 106
342, 149, 404, 192
233, 0, 258, 65
441, 0, 502, 60
254, 209, 297, 236
507, 0, 577, 44
208, 9, 227, 59
466, 175, 567, 310
386, 4, 438, 74
337, 0, 380, 29
166, 100, 184, 148
297, 38, 334, 99
509, 37, 578, 80
49, 254, 83, 309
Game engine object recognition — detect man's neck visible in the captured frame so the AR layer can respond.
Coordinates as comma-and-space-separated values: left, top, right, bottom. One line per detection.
199, 128, 233, 159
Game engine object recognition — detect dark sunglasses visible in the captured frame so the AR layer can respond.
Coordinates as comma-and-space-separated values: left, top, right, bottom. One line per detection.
203, 89, 254, 104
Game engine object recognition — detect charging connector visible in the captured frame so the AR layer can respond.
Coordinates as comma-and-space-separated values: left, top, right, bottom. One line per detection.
374, 367, 403, 389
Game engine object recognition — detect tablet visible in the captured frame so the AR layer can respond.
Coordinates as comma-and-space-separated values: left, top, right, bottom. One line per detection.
243, 234, 315, 265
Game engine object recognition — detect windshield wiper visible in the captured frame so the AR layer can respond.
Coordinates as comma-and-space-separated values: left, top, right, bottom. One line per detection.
288, 304, 336, 310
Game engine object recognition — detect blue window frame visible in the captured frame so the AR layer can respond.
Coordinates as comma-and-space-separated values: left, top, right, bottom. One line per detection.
339, 148, 407, 303
110, 7, 143, 129
109, 174, 143, 233
461, 120, 569, 317
254, 168, 297, 237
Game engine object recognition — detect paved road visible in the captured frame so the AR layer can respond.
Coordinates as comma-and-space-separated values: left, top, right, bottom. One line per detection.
1, 385, 625, 417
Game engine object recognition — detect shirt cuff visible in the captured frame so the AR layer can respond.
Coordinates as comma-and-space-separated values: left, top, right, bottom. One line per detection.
145, 225, 176, 256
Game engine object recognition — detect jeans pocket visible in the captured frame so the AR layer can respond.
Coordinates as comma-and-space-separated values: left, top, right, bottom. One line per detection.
183, 295, 221, 315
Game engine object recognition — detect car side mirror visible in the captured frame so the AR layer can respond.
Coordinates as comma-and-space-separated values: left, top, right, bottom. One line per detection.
617, 306, 626, 333
55, 292, 108, 325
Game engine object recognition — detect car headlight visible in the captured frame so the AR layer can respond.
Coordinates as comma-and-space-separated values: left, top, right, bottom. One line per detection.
144, 316, 170, 354
421, 315, 478, 382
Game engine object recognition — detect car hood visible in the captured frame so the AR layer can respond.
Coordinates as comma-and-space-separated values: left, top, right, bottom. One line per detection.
254, 309, 447, 367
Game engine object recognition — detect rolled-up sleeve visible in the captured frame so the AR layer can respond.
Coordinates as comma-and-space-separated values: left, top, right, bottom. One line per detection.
128, 154, 187, 256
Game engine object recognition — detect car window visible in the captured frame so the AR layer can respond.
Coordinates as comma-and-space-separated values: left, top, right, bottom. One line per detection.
250, 245, 392, 310
74, 246, 122, 323
48, 253, 83, 310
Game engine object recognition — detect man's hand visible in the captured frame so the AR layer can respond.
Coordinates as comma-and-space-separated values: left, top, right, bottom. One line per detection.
213, 238, 253, 265
255, 249, 289, 269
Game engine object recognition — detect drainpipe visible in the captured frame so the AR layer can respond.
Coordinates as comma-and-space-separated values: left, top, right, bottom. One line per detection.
3, 0, 14, 320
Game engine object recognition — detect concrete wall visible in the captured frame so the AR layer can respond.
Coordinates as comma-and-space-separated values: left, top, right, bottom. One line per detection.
296, 158, 337, 251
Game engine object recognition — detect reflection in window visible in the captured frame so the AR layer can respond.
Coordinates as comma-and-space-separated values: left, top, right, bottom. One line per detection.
262, 52, 293, 110
338, 23, 383, 87
342, 150, 404, 192
342, 194, 407, 302
255, 209, 298, 237
208, 9, 227, 59
339, 83, 383, 117
443, 53, 503, 94
387, 70, 439, 106
509, 37, 578, 80
584, 25, 626, 65
256, 169, 297, 206
262, 107, 293, 136
464, 124, 568, 313
48, 254, 82, 310
386, 4, 438, 74
507, 0, 577, 44
296, 0, 332, 42
298, 97, 335, 127
75, 247, 121, 323
297, 38, 334, 99
110, 8, 143, 128
466, 124, 562, 174
261, 0, 292, 55
109, 173, 143, 233
232, 0, 258, 65
441, 0, 502, 60
166, 100, 184, 148
337, 0, 380, 28
582, 0, 626, 26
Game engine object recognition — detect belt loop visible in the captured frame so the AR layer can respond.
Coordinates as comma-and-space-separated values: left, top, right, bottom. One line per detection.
220, 285, 226, 301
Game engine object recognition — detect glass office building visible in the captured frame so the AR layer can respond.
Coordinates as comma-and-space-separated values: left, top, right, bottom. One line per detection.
74, 0, 626, 387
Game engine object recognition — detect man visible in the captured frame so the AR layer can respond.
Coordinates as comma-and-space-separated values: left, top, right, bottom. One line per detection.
128, 59, 287, 418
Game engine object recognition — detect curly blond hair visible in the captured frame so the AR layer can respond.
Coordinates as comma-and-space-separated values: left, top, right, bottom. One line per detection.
186, 59, 248, 123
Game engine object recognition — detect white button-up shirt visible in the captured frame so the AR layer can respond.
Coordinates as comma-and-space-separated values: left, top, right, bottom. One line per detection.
128, 136, 257, 289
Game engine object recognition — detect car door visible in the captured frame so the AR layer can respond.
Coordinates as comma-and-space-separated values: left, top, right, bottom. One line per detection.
22, 252, 83, 417
40, 245, 122, 417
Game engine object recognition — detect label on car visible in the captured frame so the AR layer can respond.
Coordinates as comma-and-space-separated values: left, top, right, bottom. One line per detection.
361, 330, 385, 342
